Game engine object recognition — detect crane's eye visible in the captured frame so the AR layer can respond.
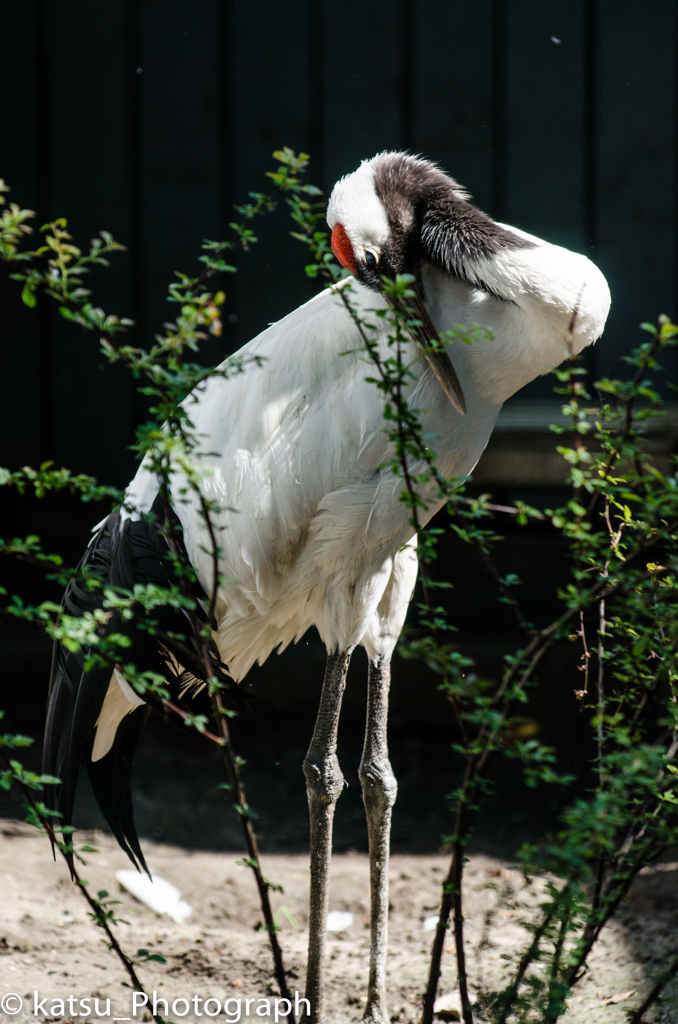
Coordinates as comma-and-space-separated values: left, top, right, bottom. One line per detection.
365, 250, 377, 269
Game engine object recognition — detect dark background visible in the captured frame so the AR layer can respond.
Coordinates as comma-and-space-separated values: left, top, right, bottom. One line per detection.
0, 0, 676, 855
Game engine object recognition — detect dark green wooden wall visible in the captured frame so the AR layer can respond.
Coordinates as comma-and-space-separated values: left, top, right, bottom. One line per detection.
1, 0, 676, 484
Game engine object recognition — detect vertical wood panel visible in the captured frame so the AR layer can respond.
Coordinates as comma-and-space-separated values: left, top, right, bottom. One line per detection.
46, 1, 136, 481
322, 1, 403, 185
413, 0, 494, 212
595, 0, 677, 378
502, 0, 589, 399
0, 2, 43, 466
504, 0, 587, 250
228, 0, 313, 347
2, 2, 678, 481
137, 0, 222, 361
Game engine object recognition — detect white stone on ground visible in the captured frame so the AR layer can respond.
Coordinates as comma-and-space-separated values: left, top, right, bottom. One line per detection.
433, 991, 462, 1021
115, 869, 193, 923
326, 910, 354, 931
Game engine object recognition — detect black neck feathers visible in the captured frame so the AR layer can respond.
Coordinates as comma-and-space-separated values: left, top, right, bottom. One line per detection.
372, 153, 533, 286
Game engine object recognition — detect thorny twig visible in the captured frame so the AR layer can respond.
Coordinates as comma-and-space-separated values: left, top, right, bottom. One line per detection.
574, 609, 592, 702
155, 692, 294, 1019
210, 694, 295, 1020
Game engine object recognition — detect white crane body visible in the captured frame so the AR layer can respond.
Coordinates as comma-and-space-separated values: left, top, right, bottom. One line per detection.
46, 152, 611, 1024
124, 221, 609, 681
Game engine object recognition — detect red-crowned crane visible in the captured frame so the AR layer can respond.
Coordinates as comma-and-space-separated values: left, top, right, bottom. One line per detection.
44, 153, 610, 1024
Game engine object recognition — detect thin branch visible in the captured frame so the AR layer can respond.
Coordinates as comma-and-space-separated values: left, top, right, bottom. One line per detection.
628, 951, 678, 1024
0, 748, 165, 1024
597, 589, 607, 789
422, 757, 477, 1024
154, 487, 294, 1018
494, 899, 564, 1024
210, 694, 295, 1022
574, 609, 592, 703
584, 328, 664, 519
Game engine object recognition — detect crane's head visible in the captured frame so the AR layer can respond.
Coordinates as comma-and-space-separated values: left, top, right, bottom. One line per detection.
327, 152, 469, 415
326, 151, 473, 289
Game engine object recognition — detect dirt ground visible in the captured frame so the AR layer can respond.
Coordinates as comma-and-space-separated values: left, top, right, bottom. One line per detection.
0, 823, 677, 1024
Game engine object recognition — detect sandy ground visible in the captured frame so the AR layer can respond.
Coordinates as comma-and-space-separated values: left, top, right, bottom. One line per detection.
0, 822, 677, 1024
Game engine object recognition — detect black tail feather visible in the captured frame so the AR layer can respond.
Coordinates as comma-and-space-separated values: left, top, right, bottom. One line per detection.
85, 705, 152, 875
43, 497, 248, 871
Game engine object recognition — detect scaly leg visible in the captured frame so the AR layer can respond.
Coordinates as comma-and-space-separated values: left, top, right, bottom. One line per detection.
303, 649, 353, 1024
359, 654, 397, 1024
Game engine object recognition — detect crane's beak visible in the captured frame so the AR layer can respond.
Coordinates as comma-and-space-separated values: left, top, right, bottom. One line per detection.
387, 287, 467, 416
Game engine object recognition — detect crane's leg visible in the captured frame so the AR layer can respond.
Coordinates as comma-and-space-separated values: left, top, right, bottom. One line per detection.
303, 649, 353, 1024
359, 654, 397, 1024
